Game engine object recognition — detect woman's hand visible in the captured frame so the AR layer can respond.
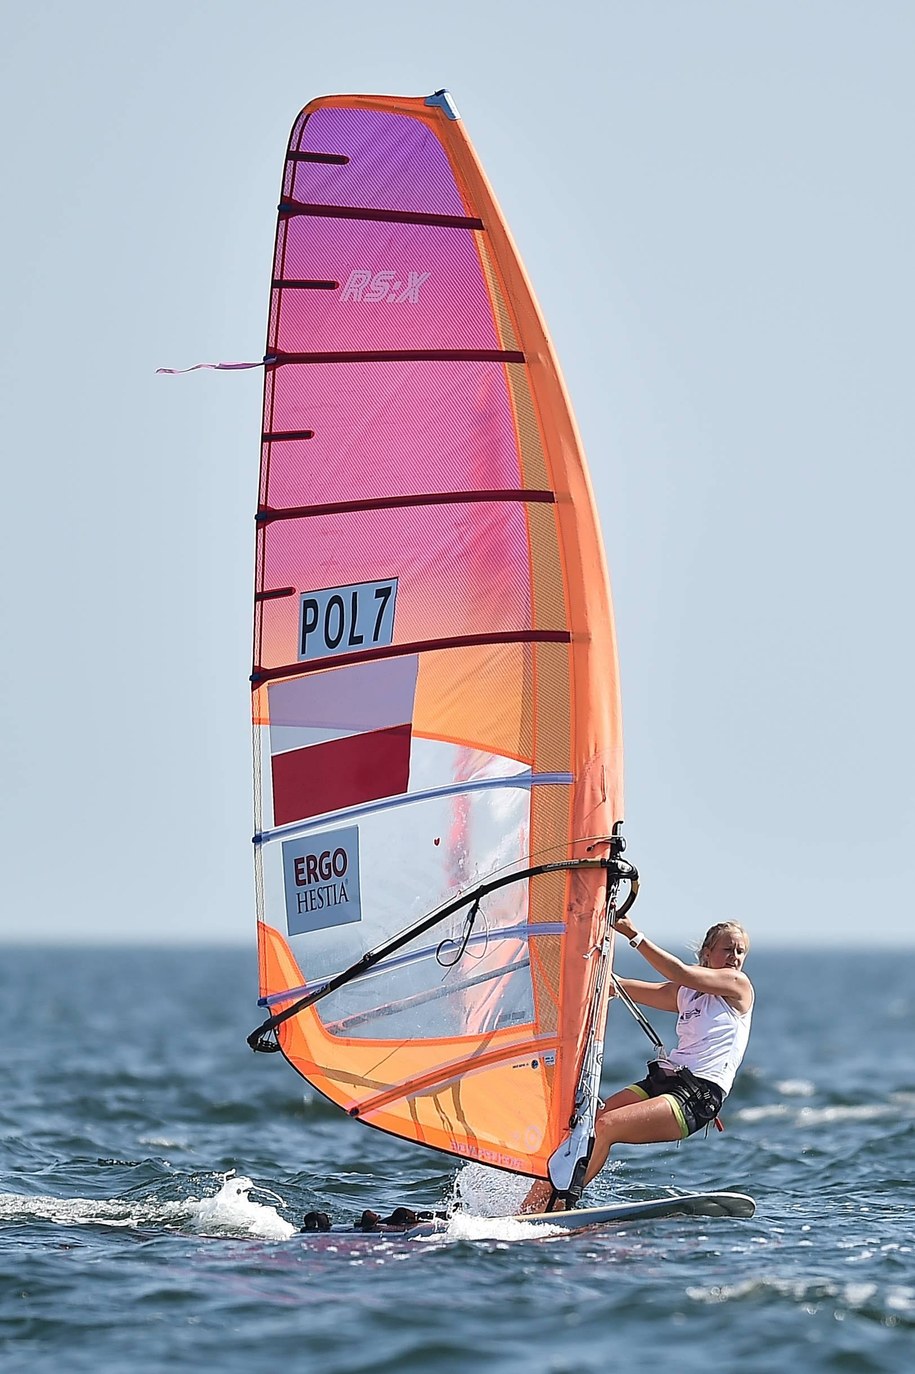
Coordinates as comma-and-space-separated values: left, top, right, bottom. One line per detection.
613, 913, 639, 944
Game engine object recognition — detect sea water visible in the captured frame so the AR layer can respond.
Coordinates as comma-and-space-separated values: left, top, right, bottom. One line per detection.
1, 946, 912, 1373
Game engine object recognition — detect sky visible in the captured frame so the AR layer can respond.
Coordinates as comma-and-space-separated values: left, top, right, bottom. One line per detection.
1, 1, 912, 947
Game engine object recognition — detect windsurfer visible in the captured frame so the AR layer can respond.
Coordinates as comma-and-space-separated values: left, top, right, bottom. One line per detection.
522, 918, 753, 1213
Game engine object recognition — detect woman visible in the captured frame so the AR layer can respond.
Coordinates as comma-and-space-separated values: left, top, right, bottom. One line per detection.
523, 914, 753, 1213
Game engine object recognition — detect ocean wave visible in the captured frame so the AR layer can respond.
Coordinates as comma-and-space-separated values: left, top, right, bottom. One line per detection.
774, 1079, 816, 1097
686, 1275, 915, 1324
736, 1099, 915, 1125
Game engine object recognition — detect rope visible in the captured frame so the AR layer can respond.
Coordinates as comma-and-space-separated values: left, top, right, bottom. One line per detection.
610, 973, 668, 1059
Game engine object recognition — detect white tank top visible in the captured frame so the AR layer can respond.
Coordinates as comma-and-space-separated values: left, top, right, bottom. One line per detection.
664, 986, 753, 1096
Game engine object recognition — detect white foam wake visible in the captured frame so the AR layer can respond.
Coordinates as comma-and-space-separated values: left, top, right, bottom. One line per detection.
0, 1172, 296, 1242
450, 1162, 531, 1217
187, 1174, 296, 1239
431, 1210, 564, 1242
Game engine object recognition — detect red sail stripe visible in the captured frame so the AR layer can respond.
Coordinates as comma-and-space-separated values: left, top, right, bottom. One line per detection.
271, 724, 412, 826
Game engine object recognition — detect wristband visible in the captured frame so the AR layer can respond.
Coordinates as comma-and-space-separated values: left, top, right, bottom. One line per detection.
629, 932, 644, 949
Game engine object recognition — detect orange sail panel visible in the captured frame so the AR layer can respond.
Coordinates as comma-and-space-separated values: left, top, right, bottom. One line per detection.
252, 90, 623, 1178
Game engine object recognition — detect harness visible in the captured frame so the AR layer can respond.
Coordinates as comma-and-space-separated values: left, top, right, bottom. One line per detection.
648, 1060, 725, 1132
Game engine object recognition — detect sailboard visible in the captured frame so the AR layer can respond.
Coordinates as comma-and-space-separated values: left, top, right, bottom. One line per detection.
294, 1191, 756, 1242
245, 88, 686, 1213
405, 1191, 757, 1237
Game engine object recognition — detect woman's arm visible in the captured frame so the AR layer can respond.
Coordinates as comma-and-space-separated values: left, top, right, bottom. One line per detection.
614, 915, 753, 1012
614, 976, 679, 1014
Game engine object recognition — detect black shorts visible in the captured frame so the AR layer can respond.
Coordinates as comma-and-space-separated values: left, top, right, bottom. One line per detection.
628, 1062, 724, 1138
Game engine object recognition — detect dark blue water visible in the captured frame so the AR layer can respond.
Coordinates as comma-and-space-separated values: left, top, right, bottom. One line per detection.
1, 947, 912, 1372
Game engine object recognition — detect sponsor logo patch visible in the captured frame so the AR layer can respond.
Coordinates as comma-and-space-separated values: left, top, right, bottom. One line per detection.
282, 825, 362, 935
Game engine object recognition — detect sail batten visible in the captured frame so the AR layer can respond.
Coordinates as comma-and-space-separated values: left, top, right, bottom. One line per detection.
352, 1034, 559, 1119
260, 920, 569, 1011
251, 630, 573, 686
267, 348, 526, 365
251, 91, 623, 1180
256, 489, 556, 524
253, 773, 575, 849
279, 198, 486, 231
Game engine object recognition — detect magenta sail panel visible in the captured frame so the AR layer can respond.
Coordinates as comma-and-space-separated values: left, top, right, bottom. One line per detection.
255, 500, 535, 674
273, 215, 500, 354
261, 360, 524, 507
258, 98, 539, 682
284, 108, 468, 217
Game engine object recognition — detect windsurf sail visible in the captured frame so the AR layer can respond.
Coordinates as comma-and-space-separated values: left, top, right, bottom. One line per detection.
249, 90, 629, 1187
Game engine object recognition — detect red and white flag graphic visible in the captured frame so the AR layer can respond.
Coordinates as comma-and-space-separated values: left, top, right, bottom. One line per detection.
267, 657, 418, 826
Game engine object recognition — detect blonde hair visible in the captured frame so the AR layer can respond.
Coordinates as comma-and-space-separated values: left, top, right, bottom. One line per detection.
698, 922, 750, 967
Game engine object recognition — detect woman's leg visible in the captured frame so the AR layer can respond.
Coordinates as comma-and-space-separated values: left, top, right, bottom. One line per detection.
520, 1088, 649, 1214
519, 1179, 556, 1214
582, 1093, 682, 1187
